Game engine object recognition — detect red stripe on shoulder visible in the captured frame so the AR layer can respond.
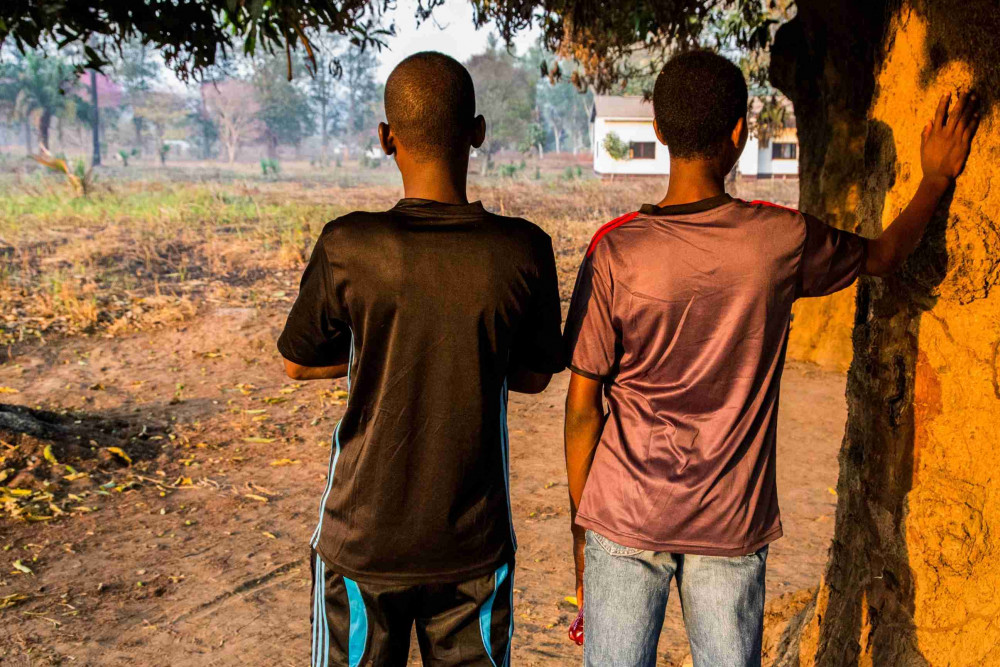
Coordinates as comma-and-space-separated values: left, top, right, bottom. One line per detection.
586, 211, 640, 257
738, 198, 800, 214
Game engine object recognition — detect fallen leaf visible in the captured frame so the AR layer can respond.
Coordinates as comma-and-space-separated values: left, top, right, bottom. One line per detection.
43, 445, 59, 465
262, 531, 277, 539
244, 494, 269, 503
106, 447, 133, 465
564, 595, 578, 606
269, 458, 300, 467
12, 559, 33, 575
0, 387, 19, 394
0, 593, 29, 609
243, 437, 274, 444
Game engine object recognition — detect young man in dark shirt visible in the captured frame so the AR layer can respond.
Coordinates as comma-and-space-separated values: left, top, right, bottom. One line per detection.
563, 50, 978, 666
278, 52, 564, 666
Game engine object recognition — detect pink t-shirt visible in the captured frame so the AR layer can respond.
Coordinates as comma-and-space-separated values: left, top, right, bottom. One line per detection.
564, 194, 866, 556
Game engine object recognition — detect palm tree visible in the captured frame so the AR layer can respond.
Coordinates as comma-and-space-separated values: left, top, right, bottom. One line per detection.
1, 51, 77, 151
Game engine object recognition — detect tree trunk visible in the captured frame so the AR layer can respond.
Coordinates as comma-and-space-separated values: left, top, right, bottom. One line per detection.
38, 109, 52, 152
90, 70, 101, 167
23, 119, 32, 154
766, 1, 1000, 664
133, 116, 143, 151
321, 99, 329, 166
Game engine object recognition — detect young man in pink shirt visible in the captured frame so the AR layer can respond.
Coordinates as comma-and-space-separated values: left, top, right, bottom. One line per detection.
563, 50, 978, 666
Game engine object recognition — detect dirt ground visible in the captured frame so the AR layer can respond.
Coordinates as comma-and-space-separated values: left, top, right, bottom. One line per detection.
0, 299, 845, 666
0, 169, 833, 665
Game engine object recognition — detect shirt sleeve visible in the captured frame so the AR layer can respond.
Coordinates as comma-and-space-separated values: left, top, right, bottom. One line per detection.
510, 235, 566, 374
277, 234, 351, 366
563, 250, 618, 380
797, 213, 869, 298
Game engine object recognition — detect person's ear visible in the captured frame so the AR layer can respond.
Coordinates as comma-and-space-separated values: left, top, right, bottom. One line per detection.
653, 119, 666, 145
471, 115, 486, 149
378, 122, 395, 156
732, 116, 748, 153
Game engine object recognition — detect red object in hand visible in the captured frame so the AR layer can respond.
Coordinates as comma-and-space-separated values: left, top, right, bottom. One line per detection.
568, 607, 584, 646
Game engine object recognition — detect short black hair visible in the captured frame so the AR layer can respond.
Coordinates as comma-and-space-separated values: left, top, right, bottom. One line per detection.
652, 50, 748, 159
384, 51, 476, 158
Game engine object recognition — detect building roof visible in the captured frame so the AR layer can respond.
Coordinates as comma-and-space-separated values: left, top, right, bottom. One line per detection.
592, 95, 654, 120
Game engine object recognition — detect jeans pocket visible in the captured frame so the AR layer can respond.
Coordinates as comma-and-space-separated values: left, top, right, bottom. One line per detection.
589, 530, 644, 557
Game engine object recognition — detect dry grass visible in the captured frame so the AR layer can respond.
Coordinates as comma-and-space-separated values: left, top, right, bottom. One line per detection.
0, 167, 797, 350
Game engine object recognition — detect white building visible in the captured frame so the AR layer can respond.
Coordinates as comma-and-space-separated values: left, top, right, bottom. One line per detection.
591, 95, 799, 178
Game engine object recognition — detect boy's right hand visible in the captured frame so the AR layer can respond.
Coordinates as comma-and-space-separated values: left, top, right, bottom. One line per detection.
920, 91, 979, 187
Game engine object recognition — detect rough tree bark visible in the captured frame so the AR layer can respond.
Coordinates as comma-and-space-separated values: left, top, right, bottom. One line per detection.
769, 0, 1000, 664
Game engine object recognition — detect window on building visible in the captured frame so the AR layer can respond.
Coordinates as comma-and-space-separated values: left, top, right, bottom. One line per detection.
772, 142, 798, 160
629, 141, 656, 159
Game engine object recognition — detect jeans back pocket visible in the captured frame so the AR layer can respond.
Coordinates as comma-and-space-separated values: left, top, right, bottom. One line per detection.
589, 530, 644, 557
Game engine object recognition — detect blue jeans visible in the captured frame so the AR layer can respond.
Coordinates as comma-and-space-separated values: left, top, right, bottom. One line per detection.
583, 529, 767, 667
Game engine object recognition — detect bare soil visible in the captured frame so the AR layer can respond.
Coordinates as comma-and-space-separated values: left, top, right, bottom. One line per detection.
0, 171, 834, 666
0, 292, 845, 666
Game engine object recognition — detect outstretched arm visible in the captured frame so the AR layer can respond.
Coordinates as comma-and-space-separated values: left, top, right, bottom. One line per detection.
564, 371, 606, 609
864, 91, 980, 277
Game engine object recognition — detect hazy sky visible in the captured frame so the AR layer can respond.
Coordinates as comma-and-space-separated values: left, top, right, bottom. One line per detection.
374, 0, 540, 81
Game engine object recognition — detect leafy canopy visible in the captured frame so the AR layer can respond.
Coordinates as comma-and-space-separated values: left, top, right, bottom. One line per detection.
3, 1, 784, 92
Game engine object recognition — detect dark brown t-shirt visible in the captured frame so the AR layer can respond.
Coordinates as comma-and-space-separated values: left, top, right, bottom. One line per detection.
279, 199, 564, 583
564, 194, 866, 556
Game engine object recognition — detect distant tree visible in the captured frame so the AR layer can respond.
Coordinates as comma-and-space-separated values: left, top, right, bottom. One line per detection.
202, 80, 261, 164
525, 122, 546, 159
252, 54, 315, 159
133, 90, 187, 165
73, 70, 122, 166
536, 61, 594, 154
466, 39, 535, 173
112, 40, 160, 150
0, 51, 77, 151
305, 37, 344, 166
186, 97, 218, 160
338, 45, 380, 153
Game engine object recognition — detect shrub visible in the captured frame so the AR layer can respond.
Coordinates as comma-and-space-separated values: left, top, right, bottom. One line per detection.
602, 131, 630, 161
260, 158, 280, 176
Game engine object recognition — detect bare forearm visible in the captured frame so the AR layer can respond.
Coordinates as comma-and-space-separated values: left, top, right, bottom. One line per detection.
565, 410, 604, 527
283, 358, 348, 380
864, 177, 949, 277
508, 364, 552, 394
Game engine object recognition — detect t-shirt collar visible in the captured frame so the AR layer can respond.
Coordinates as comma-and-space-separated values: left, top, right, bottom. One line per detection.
639, 194, 734, 216
393, 198, 486, 217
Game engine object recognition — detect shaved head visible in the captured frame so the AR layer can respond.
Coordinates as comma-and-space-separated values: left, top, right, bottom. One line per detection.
384, 52, 477, 159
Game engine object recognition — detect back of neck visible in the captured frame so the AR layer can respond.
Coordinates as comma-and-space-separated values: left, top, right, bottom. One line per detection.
398, 156, 470, 205
656, 158, 727, 208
